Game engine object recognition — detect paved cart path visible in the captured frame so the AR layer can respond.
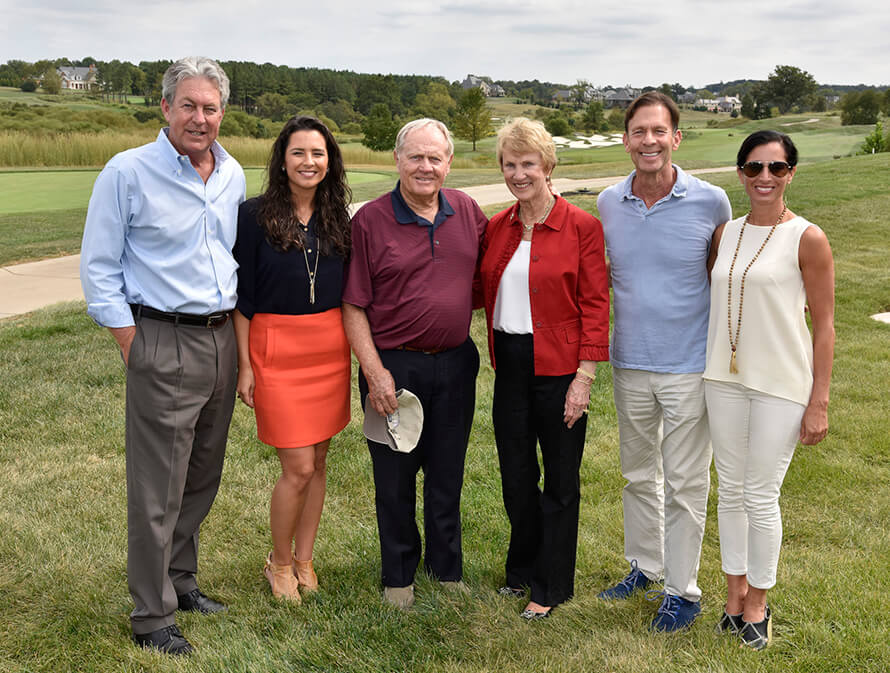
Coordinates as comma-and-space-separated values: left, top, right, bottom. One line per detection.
0, 168, 737, 320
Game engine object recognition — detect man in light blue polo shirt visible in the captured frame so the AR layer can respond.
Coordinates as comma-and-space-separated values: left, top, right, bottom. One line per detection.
596, 92, 731, 631
81, 57, 245, 655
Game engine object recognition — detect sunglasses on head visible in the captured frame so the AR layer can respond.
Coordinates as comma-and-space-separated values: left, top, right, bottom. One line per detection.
739, 161, 793, 178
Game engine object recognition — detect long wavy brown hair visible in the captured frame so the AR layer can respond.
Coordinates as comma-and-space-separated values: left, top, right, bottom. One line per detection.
258, 116, 352, 256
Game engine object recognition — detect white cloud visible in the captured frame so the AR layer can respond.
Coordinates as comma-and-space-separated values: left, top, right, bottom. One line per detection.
0, 0, 887, 86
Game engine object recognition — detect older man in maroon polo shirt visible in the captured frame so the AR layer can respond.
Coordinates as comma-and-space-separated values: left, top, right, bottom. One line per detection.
342, 118, 487, 608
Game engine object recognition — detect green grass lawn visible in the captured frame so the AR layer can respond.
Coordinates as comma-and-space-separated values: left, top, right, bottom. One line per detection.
1, 153, 888, 672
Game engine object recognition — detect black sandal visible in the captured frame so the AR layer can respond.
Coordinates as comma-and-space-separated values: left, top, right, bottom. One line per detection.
739, 605, 772, 650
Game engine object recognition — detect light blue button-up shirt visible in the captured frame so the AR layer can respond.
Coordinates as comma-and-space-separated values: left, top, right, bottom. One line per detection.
598, 165, 732, 373
81, 129, 246, 328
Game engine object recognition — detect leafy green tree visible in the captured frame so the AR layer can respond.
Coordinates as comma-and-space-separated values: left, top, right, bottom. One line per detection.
361, 103, 399, 151
659, 83, 674, 100
740, 93, 756, 119
840, 90, 881, 125
806, 93, 827, 112
42, 68, 61, 94
750, 82, 773, 119
860, 120, 886, 154
607, 108, 625, 131
319, 98, 362, 128
414, 82, 456, 122
883, 88, 890, 115
571, 79, 591, 109
20, 79, 37, 92
766, 65, 817, 114
453, 87, 492, 151
544, 113, 571, 137
256, 92, 290, 121
581, 100, 605, 132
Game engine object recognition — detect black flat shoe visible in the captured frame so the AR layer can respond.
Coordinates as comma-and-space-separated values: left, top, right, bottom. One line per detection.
177, 588, 227, 614
498, 585, 526, 598
132, 624, 193, 655
739, 605, 772, 651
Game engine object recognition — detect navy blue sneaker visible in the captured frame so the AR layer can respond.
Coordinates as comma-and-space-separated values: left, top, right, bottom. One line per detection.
648, 591, 701, 631
597, 560, 653, 600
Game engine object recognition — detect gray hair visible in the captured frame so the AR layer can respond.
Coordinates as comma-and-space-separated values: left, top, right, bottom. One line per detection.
395, 118, 454, 158
162, 56, 231, 109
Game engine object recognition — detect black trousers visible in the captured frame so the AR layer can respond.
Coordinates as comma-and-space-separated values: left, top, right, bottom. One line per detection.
359, 338, 479, 587
492, 331, 587, 607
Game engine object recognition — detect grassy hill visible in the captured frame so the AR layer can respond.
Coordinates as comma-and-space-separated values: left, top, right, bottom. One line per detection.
1, 151, 888, 672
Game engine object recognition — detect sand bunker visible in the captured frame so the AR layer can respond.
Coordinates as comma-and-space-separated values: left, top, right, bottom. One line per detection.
552, 133, 624, 148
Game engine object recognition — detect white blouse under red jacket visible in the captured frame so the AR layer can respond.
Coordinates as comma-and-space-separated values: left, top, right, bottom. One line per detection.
478, 196, 610, 375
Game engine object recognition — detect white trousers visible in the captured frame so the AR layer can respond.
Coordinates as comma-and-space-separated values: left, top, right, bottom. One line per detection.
704, 380, 803, 589
612, 368, 711, 601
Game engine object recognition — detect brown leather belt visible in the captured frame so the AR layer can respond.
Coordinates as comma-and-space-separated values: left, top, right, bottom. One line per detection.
131, 304, 231, 328
394, 344, 446, 355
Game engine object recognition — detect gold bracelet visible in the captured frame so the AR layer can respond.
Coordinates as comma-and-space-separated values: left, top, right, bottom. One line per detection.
576, 368, 596, 382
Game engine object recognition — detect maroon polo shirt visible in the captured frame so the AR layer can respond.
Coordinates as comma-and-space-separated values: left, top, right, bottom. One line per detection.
343, 184, 487, 351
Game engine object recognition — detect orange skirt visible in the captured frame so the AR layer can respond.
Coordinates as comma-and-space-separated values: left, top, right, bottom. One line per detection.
249, 309, 351, 448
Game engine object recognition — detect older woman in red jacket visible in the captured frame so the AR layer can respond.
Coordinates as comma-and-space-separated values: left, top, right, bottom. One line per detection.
479, 118, 610, 619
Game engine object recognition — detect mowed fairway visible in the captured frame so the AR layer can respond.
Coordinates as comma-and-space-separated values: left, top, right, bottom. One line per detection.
0, 169, 393, 216
0, 153, 888, 673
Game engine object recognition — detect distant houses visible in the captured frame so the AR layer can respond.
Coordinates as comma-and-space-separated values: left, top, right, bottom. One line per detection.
58, 65, 98, 91
460, 74, 505, 97
696, 95, 742, 112
603, 88, 640, 109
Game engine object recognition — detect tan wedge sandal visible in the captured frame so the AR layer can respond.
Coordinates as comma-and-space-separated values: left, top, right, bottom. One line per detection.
264, 552, 301, 602
292, 556, 319, 592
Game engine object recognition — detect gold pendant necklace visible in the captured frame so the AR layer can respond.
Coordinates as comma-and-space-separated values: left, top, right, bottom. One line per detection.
299, 220, 319, 304
726, 205, 786, 373
520, 195, 555, 233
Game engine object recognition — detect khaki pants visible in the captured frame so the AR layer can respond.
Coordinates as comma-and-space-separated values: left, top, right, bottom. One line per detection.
612, 368, 711, 602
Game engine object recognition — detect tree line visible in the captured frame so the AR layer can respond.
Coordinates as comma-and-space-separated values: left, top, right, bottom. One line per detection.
2, 59, 888, 151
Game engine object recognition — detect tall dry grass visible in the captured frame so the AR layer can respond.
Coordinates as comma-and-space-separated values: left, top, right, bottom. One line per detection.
0, 131, 482, 169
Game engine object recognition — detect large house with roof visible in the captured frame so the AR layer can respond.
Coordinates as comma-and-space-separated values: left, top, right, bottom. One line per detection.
58, 65, 98, 91
460, 74, 505, 97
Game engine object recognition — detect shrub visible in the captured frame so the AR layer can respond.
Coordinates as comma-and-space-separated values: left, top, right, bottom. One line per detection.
20, 80, 37, 92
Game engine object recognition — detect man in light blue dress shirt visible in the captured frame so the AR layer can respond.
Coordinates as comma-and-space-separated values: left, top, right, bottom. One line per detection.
81, 57, 245, 656
595, 93, 731, 632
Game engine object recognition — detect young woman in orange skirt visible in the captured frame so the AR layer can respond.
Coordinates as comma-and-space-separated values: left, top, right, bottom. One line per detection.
233, 116, 352, 602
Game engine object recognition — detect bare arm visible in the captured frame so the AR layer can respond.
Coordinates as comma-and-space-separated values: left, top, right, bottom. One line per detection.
233, 310, 255, 408
108, 326, 136, 365
798, 226, 835, 445
707, 223, 726, 282
342, 302, 398, 416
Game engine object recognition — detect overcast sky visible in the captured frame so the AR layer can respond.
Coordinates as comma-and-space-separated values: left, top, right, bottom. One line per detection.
2, 0, 887, 88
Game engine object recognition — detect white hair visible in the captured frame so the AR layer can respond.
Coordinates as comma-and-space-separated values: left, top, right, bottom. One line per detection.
394, 118, 454, 157
162, 57, 230, 109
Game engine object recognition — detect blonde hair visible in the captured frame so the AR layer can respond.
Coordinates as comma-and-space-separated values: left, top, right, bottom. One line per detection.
496, 118, 557, 173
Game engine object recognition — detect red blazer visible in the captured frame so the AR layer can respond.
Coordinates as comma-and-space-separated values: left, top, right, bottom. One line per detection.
478, 196, 610, 375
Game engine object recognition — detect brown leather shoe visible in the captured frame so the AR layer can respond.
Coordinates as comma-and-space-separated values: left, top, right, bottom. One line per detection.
264, 552, 301, 602
292, 556, 319, 592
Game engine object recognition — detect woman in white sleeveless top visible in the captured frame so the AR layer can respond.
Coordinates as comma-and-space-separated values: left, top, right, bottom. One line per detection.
703, 131, 835, 650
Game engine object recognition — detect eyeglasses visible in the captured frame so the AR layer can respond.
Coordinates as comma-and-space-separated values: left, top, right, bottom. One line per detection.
739, 161, 793, 178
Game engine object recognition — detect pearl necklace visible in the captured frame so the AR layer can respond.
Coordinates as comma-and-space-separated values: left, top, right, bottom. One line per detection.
726, 205, 787, 373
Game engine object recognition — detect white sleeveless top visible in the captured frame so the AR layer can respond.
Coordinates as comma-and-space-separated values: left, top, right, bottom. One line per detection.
703, 215, 815, 405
